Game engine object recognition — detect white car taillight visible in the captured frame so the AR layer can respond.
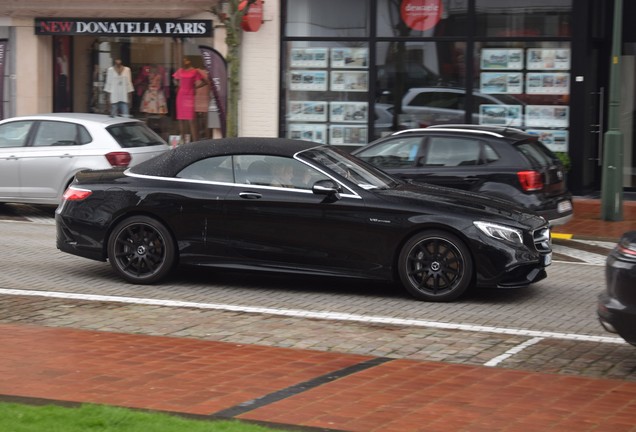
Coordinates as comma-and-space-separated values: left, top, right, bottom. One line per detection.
105, 151, 132, 167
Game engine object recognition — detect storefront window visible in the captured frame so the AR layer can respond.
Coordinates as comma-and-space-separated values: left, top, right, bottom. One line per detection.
282, 1, 575, 147
376, 0, 469, 38
374, 41, 468, 137
283, 41, 371, 146
286, 0, 370, 37
474, 42, 571, 153
90, 38, 173, 134
85, 37, 210, 142
475, 0, 572, 37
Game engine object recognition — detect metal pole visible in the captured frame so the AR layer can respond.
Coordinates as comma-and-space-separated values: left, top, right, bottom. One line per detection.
601, 0, 624, 220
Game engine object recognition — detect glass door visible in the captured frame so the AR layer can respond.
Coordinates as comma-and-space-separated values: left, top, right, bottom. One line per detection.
620, 44, 636, 189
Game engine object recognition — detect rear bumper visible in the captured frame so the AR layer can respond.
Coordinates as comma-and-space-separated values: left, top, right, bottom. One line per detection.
535, 199, 573, 226
55, 212, 107, 262
544, 212, 573, 227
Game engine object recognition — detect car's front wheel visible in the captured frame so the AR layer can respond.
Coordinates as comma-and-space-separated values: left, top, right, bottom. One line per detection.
107, 216, 176, 284
398, 230, 473, 302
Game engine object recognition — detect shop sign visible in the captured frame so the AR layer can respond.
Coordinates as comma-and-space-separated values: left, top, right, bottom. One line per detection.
400, 0, 443, 32
240, 0, 263, 32
34, 18, 212, 37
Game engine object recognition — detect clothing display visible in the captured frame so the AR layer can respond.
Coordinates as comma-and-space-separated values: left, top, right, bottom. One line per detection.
104, 65, 133, 104
173, 67, 206, 120
195, 69, 210, 113
140, 67, 167, 114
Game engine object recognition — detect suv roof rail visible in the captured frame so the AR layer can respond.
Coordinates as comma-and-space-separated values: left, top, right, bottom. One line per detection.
391, 127, 506, 139
427, 124, 527, 134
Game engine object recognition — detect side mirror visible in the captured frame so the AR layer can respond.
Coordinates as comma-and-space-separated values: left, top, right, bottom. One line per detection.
312, 179, 342, 201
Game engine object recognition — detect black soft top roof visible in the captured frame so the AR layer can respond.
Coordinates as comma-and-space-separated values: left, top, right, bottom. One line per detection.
130, 137, 322, 177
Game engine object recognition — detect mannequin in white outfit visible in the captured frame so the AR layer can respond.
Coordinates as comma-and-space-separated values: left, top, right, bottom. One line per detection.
104, 59, 134, 117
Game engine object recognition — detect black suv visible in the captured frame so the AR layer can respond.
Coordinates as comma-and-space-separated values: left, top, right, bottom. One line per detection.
352, 125, 573, 226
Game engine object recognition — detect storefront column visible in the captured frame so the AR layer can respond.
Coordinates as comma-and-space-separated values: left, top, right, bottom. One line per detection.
14, 21, 52, 115
240, 0, 280, 137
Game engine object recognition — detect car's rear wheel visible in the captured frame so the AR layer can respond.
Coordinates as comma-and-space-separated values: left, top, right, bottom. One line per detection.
107, 216, 175, 284
398, 230, 473, 302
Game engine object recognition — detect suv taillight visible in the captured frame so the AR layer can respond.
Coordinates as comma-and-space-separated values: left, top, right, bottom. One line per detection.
105, 151, 132, 167
517, 170, 544, 192
63, 186, 92, 201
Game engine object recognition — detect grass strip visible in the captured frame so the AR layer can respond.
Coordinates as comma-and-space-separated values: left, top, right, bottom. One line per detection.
0, 402, 282, 432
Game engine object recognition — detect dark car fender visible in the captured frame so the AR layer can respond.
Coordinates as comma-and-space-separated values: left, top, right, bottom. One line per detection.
391, 214, 477, 277
475, 181, 542, 209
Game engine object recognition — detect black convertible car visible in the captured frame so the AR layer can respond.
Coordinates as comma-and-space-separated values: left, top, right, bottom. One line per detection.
56, 137, 552, 302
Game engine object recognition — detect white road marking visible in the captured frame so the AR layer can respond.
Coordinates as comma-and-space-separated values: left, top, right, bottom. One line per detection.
484, 337, 545, 367
552, 260, 603, 267
0, 288, 625, 345
25, 216, 56, 225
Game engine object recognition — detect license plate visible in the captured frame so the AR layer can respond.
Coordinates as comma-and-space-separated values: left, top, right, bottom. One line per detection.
542, 252, 552, 266
558, 200, 572, 213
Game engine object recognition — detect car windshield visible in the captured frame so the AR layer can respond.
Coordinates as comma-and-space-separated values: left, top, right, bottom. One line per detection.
107, 123, 166, 148
299, 146, 400, 190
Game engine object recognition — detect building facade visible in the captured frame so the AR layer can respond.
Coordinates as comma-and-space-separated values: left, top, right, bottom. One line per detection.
0, 0, 634, 196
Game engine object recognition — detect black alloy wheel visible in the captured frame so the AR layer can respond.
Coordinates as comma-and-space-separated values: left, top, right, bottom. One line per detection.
107, 215, 176, 284
398, 230, 473, 302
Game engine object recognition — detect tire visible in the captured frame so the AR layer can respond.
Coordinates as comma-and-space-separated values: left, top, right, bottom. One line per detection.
398, 230, 473, 302
107, 215, 176, 284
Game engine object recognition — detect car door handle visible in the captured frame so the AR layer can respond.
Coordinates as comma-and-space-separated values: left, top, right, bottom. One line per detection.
239, 192, 262, 199
60, 153, 74, 158
463, 176, 479, 181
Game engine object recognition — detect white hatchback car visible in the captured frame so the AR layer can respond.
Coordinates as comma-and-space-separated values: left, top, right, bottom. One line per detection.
0, 113, 170, 205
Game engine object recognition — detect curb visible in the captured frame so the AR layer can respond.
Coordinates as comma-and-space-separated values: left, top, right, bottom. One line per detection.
551, 233, 573, 240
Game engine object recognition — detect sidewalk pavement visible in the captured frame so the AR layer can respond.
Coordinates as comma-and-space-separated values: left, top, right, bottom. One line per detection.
2, 323, 635, 432
1, 198, 636, 432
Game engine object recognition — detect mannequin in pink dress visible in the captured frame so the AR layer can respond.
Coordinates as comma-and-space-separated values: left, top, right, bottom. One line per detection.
172, 57, 208, 142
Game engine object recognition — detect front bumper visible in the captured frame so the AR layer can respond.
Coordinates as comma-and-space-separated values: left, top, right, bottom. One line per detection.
598, 293, 636, 346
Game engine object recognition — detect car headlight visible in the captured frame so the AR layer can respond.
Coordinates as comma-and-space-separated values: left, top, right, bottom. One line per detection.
473, 221, 523, 244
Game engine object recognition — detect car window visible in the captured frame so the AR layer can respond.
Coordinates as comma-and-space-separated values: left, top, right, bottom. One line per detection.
32, 121, 87, 147
515, 140, 556, 168
410, 91, 460, 109
301, 146, 400, 190
0, 121, 33, 148
176, 155, 234, 182
356, 137, 422, 168
234, 155, 328, 189
423, 137, 482, 167
107, 123, 165, 148
483, 143, 500, 163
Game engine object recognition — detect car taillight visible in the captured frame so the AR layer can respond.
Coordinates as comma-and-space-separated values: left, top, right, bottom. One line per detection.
63, 186, 92, 201
105, 151, 132, 167
618, 245, 636, 257
517, 170, 544, 192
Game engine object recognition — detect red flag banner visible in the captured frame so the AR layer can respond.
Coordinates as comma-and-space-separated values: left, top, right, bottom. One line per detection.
199, 45, 228, 137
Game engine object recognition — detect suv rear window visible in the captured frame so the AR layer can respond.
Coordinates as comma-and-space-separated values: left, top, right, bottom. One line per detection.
107, 123, 166, 148
515, 139, 557, 168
